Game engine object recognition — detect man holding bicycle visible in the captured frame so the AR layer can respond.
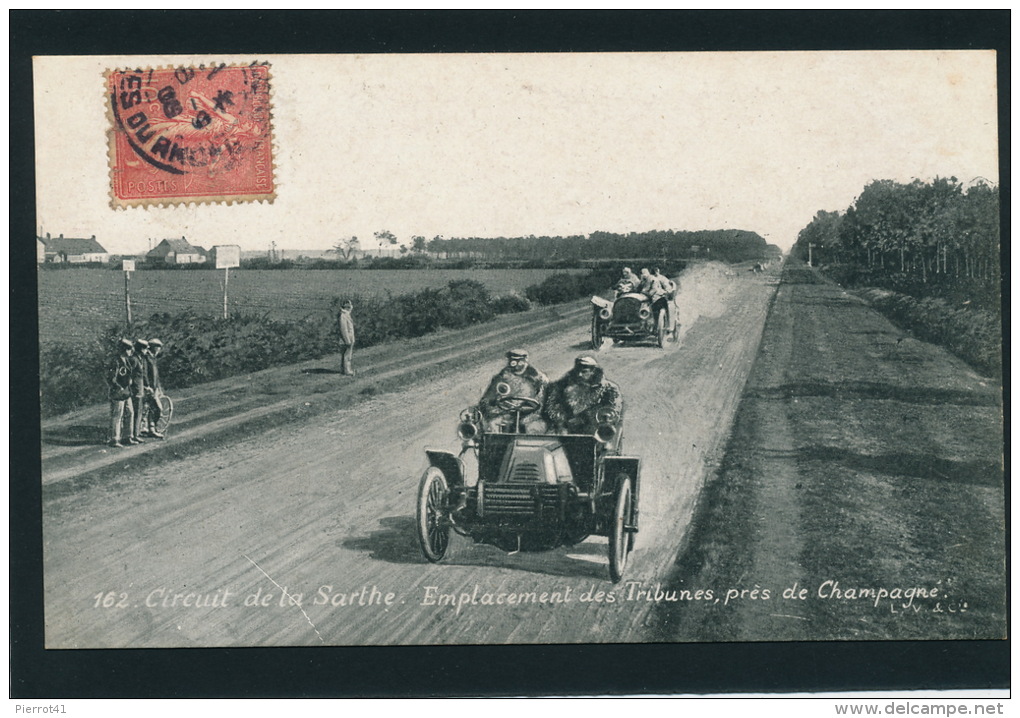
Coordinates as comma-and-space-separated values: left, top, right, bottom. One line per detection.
141, 338, 166, 439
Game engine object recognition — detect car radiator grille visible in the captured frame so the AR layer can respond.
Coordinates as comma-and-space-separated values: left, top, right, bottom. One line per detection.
613, 298, 643, 323
479, 484, 566, 517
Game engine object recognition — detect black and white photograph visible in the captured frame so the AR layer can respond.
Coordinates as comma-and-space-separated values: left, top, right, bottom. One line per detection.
12, 11, 1008, 699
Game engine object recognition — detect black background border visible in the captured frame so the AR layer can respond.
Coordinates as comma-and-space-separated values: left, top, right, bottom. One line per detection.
10, 9, 1010, 698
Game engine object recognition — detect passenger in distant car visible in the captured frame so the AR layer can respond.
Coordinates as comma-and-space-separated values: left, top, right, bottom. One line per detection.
615, 267, 640, 296
651, 267, 677, 332
637, 268, 655, 296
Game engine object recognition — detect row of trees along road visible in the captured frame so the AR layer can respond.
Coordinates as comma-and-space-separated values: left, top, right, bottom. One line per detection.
793, 177, 999, 284
334, 229, 777, 264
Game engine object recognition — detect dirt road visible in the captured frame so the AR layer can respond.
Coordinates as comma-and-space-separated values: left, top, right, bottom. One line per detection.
656, 265, 1005, 642
42, 262, 778, 647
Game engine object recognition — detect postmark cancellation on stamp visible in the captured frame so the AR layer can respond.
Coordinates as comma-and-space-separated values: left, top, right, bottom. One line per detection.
106, 62, 275, 208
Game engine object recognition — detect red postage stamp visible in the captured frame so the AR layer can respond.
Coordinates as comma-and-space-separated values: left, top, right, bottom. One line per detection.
106, 63, 275, 208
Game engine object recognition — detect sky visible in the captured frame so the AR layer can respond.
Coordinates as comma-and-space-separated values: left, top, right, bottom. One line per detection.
34, 51, 999, 255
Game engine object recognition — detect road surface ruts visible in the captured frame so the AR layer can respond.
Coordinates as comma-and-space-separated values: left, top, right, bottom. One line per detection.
40, 303, 592, 483
42, 263, 779, 647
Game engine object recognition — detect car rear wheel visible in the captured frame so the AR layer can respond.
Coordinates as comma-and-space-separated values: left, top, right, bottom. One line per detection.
417, 467, 452, 562
608, 476, 633, 583
670, 321, 681, 344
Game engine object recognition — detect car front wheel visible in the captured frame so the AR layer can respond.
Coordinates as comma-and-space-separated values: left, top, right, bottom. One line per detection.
416, 467, 452, 562
608, 476, 633, 583
591, 314, 606, 351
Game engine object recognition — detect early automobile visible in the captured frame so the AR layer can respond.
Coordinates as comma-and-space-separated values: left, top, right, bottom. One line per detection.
416, 388, 641, 582
590, 292, 676, 350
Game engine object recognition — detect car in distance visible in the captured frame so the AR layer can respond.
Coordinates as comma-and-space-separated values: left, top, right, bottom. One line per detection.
590, 292, 676, 350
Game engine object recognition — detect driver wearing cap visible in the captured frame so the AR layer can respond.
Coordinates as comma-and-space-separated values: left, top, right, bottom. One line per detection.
478, 349, 549, 433
543, 355, 623, 435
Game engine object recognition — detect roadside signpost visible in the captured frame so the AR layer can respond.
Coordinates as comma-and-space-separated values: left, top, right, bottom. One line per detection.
212, 245, 241, 319
122, 259, 136, 328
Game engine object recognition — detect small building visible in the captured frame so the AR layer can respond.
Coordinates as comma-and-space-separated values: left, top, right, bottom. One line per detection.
38, 233, 110, 263
146, 237, 207, 266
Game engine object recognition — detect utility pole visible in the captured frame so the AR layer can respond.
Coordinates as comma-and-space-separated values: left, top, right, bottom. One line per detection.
223, 265, 230, 319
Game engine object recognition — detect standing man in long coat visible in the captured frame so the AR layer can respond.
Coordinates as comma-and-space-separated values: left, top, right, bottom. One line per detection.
338, 300, 356, 376
143, 338, 165, 438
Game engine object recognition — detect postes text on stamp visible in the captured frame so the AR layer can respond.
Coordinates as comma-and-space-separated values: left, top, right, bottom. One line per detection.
107, 63, 274, 208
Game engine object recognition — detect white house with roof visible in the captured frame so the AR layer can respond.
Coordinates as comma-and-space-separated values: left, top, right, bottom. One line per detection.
146, 237, 208, 265
37, 233, 110, 263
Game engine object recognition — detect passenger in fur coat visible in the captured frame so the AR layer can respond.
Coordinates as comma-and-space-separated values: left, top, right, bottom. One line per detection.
543, 355, 623, 435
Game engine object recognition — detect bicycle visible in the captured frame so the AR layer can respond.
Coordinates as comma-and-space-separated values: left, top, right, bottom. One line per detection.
140, 390, 174, 437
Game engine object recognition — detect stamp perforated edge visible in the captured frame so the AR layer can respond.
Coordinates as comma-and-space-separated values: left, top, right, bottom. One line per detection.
105, 61, 278, 210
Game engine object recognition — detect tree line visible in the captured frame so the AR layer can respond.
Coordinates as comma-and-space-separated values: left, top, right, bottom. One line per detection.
791, 176, 1001, 375
793, 177, 1000, 286
333, 228, 776, 265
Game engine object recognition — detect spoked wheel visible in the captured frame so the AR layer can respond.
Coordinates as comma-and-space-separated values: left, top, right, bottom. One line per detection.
608, 476, 634, 583
154, 394, 173, 434
591, 314, 605, 351
417, 467, 452, 562
656, 309, 667, 348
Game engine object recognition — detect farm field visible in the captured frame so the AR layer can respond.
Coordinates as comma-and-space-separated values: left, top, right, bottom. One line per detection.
37, 268, 583, 346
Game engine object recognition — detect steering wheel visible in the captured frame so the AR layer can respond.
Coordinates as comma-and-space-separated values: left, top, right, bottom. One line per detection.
496, 395, 541, 415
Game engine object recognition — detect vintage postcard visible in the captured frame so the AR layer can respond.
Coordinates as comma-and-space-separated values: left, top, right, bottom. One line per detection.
32, 50, 1004, 658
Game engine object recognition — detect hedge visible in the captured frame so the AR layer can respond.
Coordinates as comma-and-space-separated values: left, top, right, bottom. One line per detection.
39, 279, 533, 417
40, 266, 690, 418
861, 291, 1002, 378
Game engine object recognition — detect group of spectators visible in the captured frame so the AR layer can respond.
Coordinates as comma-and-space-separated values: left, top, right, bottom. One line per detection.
107, 337, 165, 448
477, 350, 622, 436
